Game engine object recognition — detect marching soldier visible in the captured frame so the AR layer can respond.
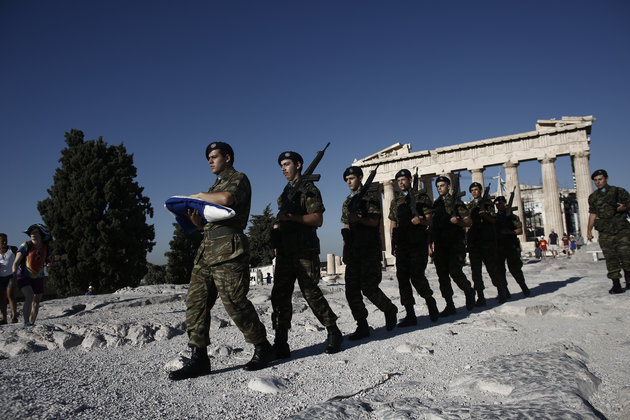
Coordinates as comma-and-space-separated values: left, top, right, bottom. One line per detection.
466, 182, 509, 304
388, 169, 439, 326
587, 169, 630, 293
270, 151, 343, 358
494, 195, 531, 297
341, 166, 398, 340
431, 176, 476, 317
168, 142, 274, 381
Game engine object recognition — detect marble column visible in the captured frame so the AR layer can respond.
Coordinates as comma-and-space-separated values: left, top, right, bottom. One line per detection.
539, 156, 564, 238
503, 161, 527, 244
327, 254, 336, 275
571, 151, 594, 241
470, 168, 485, 187
382, 179, 395, 257
421, 175, 434, 201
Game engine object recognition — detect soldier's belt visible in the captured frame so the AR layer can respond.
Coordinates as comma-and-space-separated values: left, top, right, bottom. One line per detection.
205, 226, 241, 239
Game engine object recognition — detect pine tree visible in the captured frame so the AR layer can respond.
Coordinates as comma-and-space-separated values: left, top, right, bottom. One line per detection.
247, 204, 275, 267
165, 223, 203, 284
38, 129, 155, 296
145, 263, 167, 285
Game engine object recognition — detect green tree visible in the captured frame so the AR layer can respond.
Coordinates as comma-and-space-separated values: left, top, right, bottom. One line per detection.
38, 129, 155, 296
247, 204, 275, 267
145, 263, 167, 285
165, 223, 203, 284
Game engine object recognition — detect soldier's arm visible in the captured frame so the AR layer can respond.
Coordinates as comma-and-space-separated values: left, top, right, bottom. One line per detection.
587, 213, 597, 240
280, 212, 323, 227
389, 220, 398, 240
190, 191, 234, 206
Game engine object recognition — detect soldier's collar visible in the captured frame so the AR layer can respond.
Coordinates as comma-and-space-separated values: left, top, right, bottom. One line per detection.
402, 191, 409, 197
216, 166, 235, 180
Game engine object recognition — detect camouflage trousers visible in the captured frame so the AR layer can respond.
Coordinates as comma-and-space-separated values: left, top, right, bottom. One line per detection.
344, 256, 395, 321
271, 252, 338, 330
598, 229, 630, 279
395, 245, 433, 307
433, 239, 473, 300
186, 253, 267, 348
468, 242, 508, 291
496, 243, 526, 287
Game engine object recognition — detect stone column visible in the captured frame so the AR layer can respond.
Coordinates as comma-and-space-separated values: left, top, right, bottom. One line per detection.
327, 254, 336, 275
421, 175, 434, 201
470, 168, 484, 187
539, 156, 564, 238
571, 151, 594, 241
503, 161, 527, 244
382, 179, 395, 257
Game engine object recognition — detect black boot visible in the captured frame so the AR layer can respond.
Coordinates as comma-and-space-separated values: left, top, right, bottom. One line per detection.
349, 319, 370, 341
168, 346, 211, 381
497, 287, 509, 304
519, 282, 531, 297
475, 290, 486, 307
324, 325, 343, 354
439, 300, 456, 318
385, 305, 398, 331
397, 305, 417, 327
624, 270, 630, 290
425, 296, 439, 322
272, 328, 290, 360
243, 340, 275, 371
609, 278, 625, 294
465, 287, 476, 311
505, 288, 512, 299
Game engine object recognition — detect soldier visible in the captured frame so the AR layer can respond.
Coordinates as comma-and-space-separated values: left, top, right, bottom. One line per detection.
341, 166, 398, 340
388, 169, 439, 326
494, 195, 531, 297
168, 142, 274, 381
466, 182, 509, 305
587, 169, 630, 294
270, 151, 343, 359
431, 176, 476, 317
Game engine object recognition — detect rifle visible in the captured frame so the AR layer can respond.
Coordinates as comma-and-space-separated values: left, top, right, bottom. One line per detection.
478, 182, 493, 212
409, 168, 427, 219
506, 186, 518, 214
450, 175, 466, 217
342, 164, 379, 262
272, 142, 330, 248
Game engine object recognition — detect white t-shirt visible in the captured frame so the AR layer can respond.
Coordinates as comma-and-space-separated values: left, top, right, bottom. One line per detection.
0, 248, 16, 277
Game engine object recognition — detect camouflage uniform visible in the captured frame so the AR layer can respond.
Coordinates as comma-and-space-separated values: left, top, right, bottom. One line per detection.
389, 190, 435, 305
466, 199, 508, 293
272, 180, 338, 330
432, 194, 474, 299
342, 186, 396, 321
588, 185, 630, 280
186, 166, 267, 348
495, 211, 527, 289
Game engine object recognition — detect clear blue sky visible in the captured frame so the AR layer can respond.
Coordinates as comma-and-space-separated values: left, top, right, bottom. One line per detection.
2, 1, 629, 264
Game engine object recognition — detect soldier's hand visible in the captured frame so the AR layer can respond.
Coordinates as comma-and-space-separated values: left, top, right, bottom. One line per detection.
450, 216, 459, 225
187, 208, 204, 228
278, 213, 293, 222
587, 231, 593, 241
411, 216, 422, 225
616, 203, 627, 213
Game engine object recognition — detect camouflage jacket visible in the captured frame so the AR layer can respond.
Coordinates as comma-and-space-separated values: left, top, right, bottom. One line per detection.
388, 190, 433, 246
588, 185, 630, 234
276, 179, 323, 253
466, 198, 497, 244
199, 166, 251, 265
495, 211, 522, 250
432, 194, 470, 241
341, 185, 381, 251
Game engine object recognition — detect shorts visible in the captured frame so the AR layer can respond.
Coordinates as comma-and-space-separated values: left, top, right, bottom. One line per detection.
0, 275, 11, 289
17, 276, 45, 294
549, 244, 558, 251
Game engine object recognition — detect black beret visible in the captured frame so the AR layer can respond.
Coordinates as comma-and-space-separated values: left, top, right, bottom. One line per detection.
591, 169, 608, 179
278, 151, 303, 166
494, 195, 507, 203
343, 166, 363, 180
205, 142, 234, 161
395, 169, 412, 180
469, 182, 482, 192
435, 176, 451, 185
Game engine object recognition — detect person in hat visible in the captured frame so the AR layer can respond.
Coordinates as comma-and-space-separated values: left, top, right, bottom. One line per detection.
341, 166, 398, 340
494, 196, 530, 297
269, 151, 343, 359
387, 169, 439, 326
12, 224, 51, 326
168, 141, 274, 381
431, 176, 476, 317
587, 169, 630, 293
466, 182, 510, 304
0, 233, 18, 324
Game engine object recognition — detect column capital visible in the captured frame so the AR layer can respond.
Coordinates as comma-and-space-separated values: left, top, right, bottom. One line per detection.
538, 155, 557, 164
570, 150, 590, 159
503, 160, 519, 169
469, 167, 485, 173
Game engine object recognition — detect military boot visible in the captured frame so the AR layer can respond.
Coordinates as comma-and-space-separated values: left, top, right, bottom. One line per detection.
439, 300, 456, 318
243, 340, 275, 371
168, 346, 211, 381
497, 287, 509, 304
272, 328, 290, 360
475, 290, 487, 307
349, 319, 370, 341
425, 296, 439, 322
397, 305, 417, 328
519, 282, 531, 297
324, 325, 343, 354
609, 278, 625, 294
624, 270, 630, 290
465, 287, 476, 311
384, 305, 398, 331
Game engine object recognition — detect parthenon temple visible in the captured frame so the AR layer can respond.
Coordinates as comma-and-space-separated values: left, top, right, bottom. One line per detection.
352, 116, 596, 257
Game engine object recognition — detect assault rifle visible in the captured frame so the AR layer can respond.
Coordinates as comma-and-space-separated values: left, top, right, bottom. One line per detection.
409, 168, 428, 219
478, 182, 493, 212
342, 164, 379, 261
506, 186, 518, 214
450, 175, 466, 217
